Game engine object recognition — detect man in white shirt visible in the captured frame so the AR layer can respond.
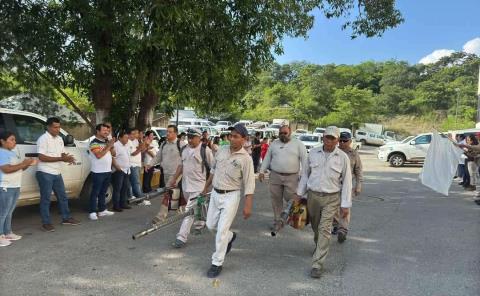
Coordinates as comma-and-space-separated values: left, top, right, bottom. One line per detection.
296, 126, 352, 279
88, 123, 116, 220
128, 128, 146, 199
168, 127, 214, 248
36, 117, 80, 232
112, 131, 131, 211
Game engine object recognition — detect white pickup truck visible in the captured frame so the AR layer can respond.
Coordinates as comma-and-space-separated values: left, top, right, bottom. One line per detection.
0, 108, 105, 207
377, 133, 432, 167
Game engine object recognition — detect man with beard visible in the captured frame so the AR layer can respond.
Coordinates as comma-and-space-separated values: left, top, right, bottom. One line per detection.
259, 125, 307, 232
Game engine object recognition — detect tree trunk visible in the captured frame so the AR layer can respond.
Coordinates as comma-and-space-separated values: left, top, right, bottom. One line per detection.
136, 90, 159, 130
92, 69, 113, 124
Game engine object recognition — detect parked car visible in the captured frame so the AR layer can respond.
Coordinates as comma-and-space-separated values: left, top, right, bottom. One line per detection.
149, 126, 167, 144
355, 130, 386, 146
178, 125, 219, 136
215, 121, 233, 131
250, 121, 269, 129
0, 108, 101, 207
170, 118, 216, 127
313, 127, 325, 137
377, 133, 432, 167
298, 134, 322, 153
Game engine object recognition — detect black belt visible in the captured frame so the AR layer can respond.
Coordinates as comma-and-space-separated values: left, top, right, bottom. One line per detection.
272, 171, 297, 176
214, 188, 238, 194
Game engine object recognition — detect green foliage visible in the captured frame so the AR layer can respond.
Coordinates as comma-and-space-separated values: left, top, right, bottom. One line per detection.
242, 52, 480, 130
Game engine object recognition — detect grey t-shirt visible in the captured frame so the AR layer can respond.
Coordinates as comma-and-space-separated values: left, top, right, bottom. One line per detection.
260, 138, 308, 174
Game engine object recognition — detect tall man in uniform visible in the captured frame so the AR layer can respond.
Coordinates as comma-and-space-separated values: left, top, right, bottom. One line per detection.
146, 125, 185, 224
259, 125, 307, 231
296, 126, 352, 278
167, 128, 214, 248
201, 123, 255, 278
333, 131, 363, 243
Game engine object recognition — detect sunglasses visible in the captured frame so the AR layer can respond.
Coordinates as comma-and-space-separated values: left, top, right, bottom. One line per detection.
339, 139, 350, 143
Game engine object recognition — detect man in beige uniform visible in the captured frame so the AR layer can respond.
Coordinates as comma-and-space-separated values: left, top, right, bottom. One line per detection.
202, 123, 255, 278
259, 125, 307, 231
146, 125, 185, 224
168, 127, 214, 248
296, 126, 352, 279
333, 131, 363, 243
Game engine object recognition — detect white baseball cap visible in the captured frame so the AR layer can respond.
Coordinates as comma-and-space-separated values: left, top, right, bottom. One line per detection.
324, 126, 340, 138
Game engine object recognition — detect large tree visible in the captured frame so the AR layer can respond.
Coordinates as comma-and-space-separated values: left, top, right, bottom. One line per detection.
1, 0, 404, 129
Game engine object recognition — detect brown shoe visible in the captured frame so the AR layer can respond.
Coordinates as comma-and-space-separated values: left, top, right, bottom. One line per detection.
61, 218, 81, 226
42, 224, 55, 232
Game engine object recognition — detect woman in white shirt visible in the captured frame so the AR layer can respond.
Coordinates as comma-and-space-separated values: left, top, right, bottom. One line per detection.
0, 131, 36, 247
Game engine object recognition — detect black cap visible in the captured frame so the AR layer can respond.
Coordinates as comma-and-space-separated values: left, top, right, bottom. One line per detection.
228, 123, 249, 137
339, 132, 352, 140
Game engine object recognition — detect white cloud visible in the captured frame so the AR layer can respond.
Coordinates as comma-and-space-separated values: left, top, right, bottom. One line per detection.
463, 37, 480, 55
419, 49, 455, 64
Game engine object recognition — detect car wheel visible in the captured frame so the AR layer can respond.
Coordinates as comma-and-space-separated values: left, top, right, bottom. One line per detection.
389, 153, 405, 167
360, 139, 366, 145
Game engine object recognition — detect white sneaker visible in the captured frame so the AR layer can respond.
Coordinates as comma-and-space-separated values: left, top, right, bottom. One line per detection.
141, 200, 151, 206
5, 233, 22, 241
89, 213, 98, 220
0, 235, 12, 247
98, 210, 114, 217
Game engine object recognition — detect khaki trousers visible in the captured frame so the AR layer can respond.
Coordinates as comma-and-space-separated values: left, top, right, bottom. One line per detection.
307, 191, 340, 269
269, 171, 299, 224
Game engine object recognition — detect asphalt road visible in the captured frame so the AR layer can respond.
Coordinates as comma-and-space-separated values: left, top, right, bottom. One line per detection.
1, 146, 479, 296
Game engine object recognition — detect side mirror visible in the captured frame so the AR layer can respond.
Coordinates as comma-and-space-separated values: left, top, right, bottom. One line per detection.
65, 135, 75, 146
409, 140, 416, 145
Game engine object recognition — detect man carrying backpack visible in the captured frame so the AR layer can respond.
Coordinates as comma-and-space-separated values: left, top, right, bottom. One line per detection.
146, 125, 185, 224
168, 127, 214, 248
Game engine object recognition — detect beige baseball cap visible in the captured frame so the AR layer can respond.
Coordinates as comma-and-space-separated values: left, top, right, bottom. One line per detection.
324, 126, 340, 138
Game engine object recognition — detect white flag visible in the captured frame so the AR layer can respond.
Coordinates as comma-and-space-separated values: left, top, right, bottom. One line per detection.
419, 131, 464, 196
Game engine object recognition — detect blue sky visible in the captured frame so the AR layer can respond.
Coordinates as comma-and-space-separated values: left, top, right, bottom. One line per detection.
275, 0, 480, 65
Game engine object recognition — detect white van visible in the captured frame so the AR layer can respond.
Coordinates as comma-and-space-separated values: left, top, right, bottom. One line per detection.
0, 108, 98, 207
377, 133, 432, 167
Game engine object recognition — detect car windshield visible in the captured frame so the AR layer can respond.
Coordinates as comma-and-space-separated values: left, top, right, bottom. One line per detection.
269, 124, 281, 129
315, 128, 325, 133
401, 136, 414, 143
155, 129, 167, 137
217, 121, 227, 125
299, 135, 319, 142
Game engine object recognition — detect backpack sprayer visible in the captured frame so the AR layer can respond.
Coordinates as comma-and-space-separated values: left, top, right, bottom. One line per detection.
132, 192, 210, 240
271, 199, 308, 236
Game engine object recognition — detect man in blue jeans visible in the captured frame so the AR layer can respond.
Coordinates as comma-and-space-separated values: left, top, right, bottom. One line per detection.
88, 123, 116, 220
127, 128, 146, 200
36, 117, 80, 232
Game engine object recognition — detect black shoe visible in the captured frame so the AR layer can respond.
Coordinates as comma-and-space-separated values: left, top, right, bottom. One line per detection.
112, 207, 123, 212
331, 226, 338, 235
121, 205, 132, 209
338, 232, 347, 243
207, 265, 222, 278
310, 268, 322, 279
226, 232, 237, 254
459, 182, 464, 185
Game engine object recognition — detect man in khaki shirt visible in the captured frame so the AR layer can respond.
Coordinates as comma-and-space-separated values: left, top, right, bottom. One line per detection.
146, 125, 185, 224
296, 126, 352, 279
168, 128, 214, 248
333, 131, 363, 243
201, 123, 255, 278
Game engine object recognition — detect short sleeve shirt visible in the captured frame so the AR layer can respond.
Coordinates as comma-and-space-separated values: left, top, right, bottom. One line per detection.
128, 139, 142, 167
89, 137, 112, 173
114, 141, 131, 174
37, 132, 65, 175
0, 148, 22, 188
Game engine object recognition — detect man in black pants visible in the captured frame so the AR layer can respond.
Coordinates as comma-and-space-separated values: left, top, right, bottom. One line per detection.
112, 131, 132, 212
251, 132, 261, 173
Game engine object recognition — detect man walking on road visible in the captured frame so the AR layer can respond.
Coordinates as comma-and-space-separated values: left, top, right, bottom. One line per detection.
201, 123, 255, 278
333, 131, 363, 243
88, 124, 116, 221
296, 126, 352, 279
146, 125, 185, 224
259, 125, 307, 231
168, 128, 214, 248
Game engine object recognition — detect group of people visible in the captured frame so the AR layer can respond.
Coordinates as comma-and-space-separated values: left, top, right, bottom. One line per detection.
0, 118, 364, 281
456, 133, 480, 204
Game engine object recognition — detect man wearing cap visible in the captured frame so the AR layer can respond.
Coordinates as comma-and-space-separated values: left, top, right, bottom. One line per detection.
296, 126, 352, 279
146, 125, 185, 225
201, 123, 255, 278
259, 125, 307, 231
168, 127, 214, 248
332, 131, 363, 243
